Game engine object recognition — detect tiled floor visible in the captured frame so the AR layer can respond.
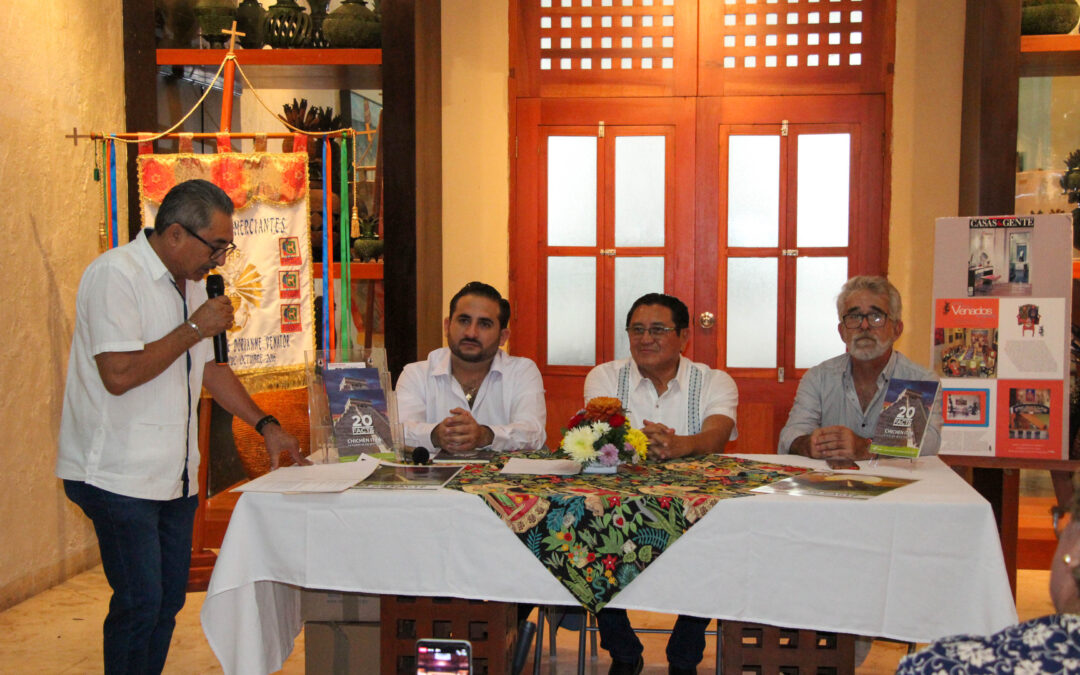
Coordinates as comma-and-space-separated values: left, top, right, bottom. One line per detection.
0, 565, 1056, 674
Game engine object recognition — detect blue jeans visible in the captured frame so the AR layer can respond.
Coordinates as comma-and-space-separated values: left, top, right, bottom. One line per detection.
597, 608, 710, 669
64, 480, 198, 675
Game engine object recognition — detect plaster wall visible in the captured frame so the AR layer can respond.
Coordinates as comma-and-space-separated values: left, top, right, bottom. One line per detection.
889, 0, 966, 364
0, 0, 127, 609
441, 0, 511, 322
440, 0, 965, 369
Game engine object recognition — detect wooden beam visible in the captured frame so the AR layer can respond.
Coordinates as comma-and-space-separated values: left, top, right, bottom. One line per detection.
122, 0, 158, 240
382, 0, 424, 381
958, 0, 1021, 217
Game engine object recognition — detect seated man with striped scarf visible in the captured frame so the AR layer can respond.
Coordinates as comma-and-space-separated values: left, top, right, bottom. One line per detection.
583, 292, 738, 675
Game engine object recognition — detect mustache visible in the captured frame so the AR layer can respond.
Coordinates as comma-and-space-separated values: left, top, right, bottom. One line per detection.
459, 338, 482, 346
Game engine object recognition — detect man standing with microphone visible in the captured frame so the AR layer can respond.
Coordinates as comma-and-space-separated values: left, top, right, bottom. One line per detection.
56, 179, 306, 674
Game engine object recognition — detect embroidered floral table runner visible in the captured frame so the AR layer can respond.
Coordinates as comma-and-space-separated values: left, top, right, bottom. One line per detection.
445, 454, 808, 613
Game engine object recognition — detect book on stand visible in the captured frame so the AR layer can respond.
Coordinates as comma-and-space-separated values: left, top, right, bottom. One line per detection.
307, 348, 403, 462
869, 379, 941, 459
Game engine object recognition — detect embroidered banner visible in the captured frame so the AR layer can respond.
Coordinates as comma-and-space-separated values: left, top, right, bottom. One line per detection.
137, 152, 314, 392
446, 454, 809, 613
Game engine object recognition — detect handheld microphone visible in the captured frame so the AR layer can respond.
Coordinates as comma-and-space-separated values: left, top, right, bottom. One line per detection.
411, 447, 431, 465
205, 274, 229, 364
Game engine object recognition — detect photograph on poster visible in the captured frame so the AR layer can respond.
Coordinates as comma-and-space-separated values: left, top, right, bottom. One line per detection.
933, 298, 999, 379
995, 379, 1064, 459
967, 221, 1033, 297
996, 297, 1066, 379
1007, 387, 1052, 440
943, 388, 990, 426
939, 378, 997, 455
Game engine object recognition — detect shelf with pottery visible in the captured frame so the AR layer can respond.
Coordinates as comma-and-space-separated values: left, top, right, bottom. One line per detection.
156, 48, 382, 89
156, 48, 381, 66
1020, 34, 1080, 76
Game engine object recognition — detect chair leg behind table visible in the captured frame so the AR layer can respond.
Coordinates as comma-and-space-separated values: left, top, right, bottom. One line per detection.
532, 606, 546, 675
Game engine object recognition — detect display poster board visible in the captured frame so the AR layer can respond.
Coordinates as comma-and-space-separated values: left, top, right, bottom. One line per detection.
931, 214, 1072, 459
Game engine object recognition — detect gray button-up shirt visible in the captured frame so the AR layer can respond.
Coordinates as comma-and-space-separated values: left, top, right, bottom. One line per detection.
778, 350, 942, 456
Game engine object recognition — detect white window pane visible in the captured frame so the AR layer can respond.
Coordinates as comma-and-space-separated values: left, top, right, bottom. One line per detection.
615, 136, 666, 247
727, 258, 778, 367
614, 257, 665, 360
796, 133, 850, 247
728, 135, 780, 247
547, 257, 597, 366
795, 257, 847, 368
548, 136, 597, 246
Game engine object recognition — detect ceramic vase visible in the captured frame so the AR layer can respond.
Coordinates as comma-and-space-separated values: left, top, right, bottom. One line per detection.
1021, 0, 1080, 35
195, 0, 238, 48
323, 0, 381, 48
235, 0, 266, 48
308, 0, 331, 48
264, 0, 312, 48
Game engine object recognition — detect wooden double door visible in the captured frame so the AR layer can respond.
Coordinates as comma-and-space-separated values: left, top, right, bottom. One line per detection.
510, 94, 886, 451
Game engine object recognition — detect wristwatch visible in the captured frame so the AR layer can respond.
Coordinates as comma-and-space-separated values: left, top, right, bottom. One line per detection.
255, 414, 280, 435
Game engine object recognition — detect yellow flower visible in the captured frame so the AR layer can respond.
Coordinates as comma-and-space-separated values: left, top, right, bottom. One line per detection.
625, 427, 649, 460
562, 426, 599, 462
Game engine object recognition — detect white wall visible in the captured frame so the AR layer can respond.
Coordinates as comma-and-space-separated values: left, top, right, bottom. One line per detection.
0, 0, 127, 609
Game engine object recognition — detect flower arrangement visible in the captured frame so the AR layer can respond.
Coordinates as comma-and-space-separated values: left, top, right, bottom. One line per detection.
559, 396, 649, 468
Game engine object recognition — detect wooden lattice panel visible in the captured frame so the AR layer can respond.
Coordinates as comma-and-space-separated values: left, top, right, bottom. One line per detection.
699, 0, 893, 95
511, 0, 892, 98
513, 0, 697, 97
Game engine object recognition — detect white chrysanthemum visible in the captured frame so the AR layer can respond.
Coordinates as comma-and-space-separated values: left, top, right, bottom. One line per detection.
593, 422, 611, 436
1020, 622, 1052, 647
562, 426, 598, 462
954, 641, 995, 667
1014, 660, 1044, 675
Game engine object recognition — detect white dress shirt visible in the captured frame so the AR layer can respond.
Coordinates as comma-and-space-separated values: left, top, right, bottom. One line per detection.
56, 229, 213, 500
396, 347, 547, 453
583, 356, 738, 438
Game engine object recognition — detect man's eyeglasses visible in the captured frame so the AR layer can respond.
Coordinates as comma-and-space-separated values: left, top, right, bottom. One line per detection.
841, 311, 889, 329
626, 325, 679, 339
183, 225, 237, 261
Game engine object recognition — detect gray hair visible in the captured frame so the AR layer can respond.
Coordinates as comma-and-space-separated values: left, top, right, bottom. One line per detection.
154, 179, 234, 235
836, 275, 902, 322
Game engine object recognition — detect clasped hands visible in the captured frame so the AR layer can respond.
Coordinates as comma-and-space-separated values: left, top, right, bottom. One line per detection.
432, 408, 494, 454
642, 419, 692, 460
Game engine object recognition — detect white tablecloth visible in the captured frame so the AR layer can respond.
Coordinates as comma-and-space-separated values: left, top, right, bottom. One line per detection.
201, 454, 1018, 675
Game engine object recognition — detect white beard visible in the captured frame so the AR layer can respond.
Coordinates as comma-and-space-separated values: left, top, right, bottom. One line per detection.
847, 331, 891, 361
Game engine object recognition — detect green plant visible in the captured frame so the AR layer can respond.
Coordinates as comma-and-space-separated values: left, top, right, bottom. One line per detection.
1062, 149, 1080, 205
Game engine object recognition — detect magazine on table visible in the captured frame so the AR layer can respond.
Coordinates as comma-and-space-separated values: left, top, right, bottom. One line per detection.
869, 378, 941, 459
751, 472, 916, 500
350, 462, 463, 490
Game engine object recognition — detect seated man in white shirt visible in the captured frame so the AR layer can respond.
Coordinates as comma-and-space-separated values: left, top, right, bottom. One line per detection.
584, 292, 738, 675
778, 275, 941, 460
397, 281, 546, 455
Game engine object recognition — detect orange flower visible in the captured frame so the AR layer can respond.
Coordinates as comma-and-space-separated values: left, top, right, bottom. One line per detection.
211, 156, 251, 209
584, 396, 623, 421
277, 157, 307, 203
140, 159, 174, 204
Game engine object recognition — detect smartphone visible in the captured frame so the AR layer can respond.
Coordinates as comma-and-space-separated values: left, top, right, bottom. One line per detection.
416, 638, 472, 675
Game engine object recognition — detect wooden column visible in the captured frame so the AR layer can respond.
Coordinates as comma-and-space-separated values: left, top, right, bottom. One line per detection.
958, 0, 1021, 217
383, 0, 426, 381
122, 0, 158, 239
